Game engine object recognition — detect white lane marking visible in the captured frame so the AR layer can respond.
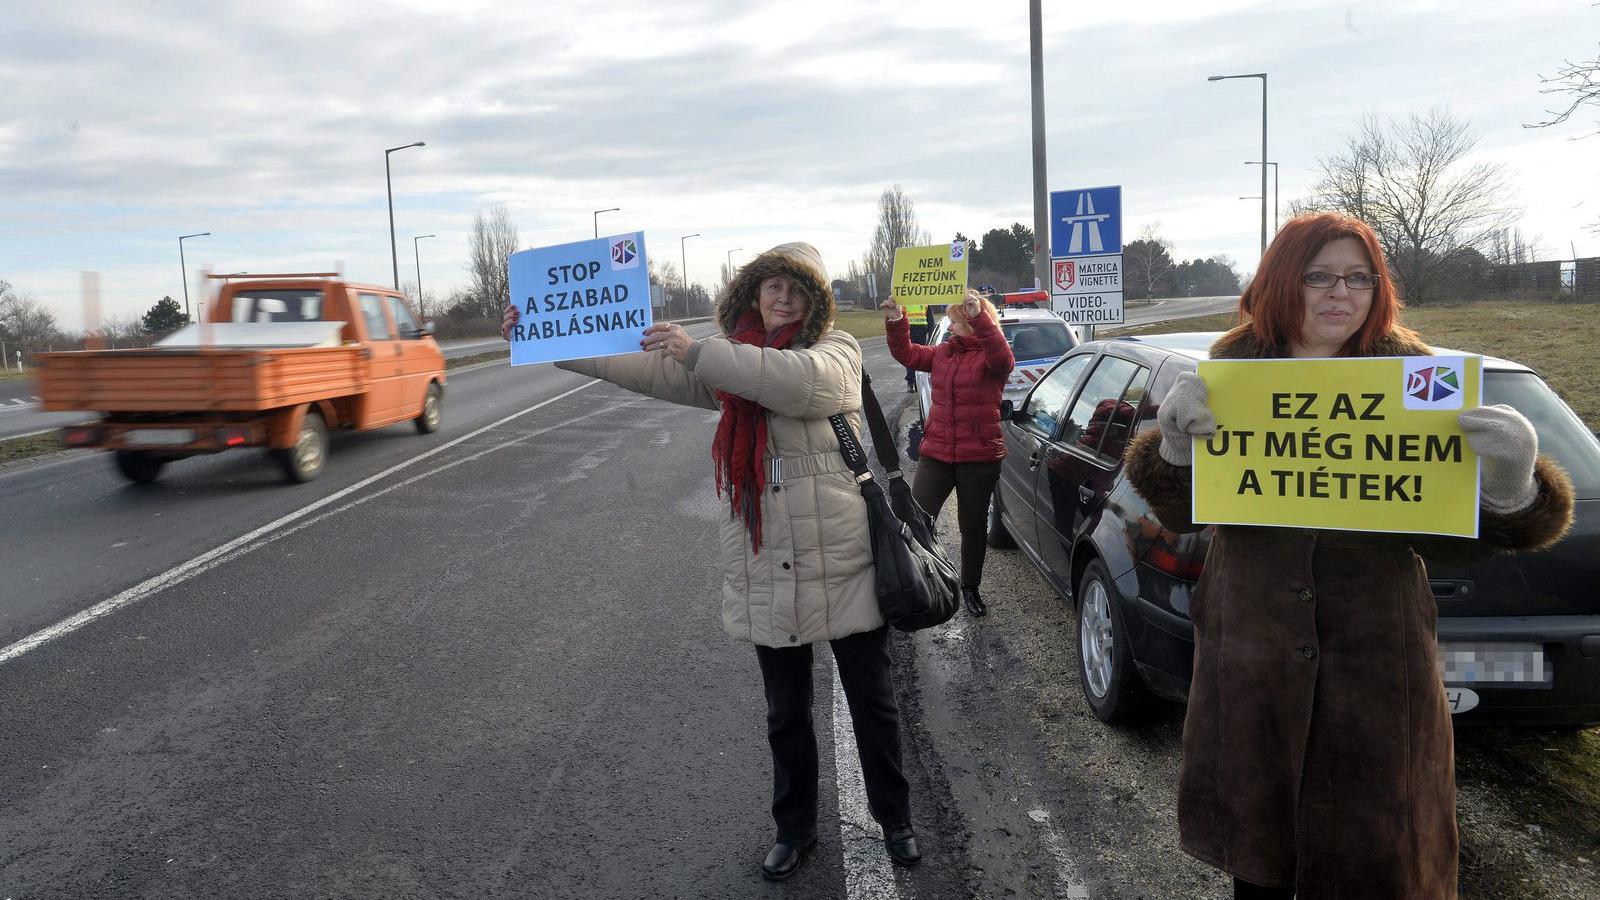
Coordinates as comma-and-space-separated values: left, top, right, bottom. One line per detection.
832, 662, 909, 899
1025, 808, 1092, 898
0, 380, 599, 665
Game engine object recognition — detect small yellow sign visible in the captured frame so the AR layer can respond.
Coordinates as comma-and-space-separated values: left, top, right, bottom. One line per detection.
891, 242, 969, 307
1192, 356, 1482, 537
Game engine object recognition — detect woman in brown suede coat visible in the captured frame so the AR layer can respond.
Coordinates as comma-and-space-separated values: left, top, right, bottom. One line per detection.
1123, 213, 1575, 900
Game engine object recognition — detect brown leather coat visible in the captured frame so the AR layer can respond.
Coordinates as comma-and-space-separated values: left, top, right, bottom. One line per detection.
1123, 327, 1576, 899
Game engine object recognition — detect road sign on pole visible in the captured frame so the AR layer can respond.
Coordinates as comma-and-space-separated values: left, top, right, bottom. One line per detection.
1050, 185, 1125, 326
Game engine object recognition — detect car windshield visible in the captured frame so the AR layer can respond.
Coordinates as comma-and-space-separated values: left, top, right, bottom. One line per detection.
230, 289, 325, 323
1484, 371, 1600, 499
1004, 322, 1073, 361
937, 319, 1073, 361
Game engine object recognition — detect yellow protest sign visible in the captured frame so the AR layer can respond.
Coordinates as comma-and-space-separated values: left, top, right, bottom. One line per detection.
891, 242, 969, 307
1192, 356, 1483, 537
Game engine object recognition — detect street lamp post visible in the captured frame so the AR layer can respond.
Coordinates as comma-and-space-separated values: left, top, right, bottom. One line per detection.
385, 141, 426, 289
1208, 72, 1268, 258
413, 234, 435, 314
725, 247, 742, 283
178, 232, 210, 322
593, 207, 621, 239
1246, 161, 1280, 236
680, 233, 700, 317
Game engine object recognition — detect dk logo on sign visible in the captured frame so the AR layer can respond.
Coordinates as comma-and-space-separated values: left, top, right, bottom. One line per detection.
611, 238, 639, 269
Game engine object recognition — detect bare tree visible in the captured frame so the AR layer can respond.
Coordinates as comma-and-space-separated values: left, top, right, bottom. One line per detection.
863, 184, 930, 308
466, 205, 517, 319
400, 280, 443, 322
0, 283, 59, 352
95, 314, 145, 348
1300, 109, 1516, 303
1528, 48, 1600, 135
1123, 224, 1177, 300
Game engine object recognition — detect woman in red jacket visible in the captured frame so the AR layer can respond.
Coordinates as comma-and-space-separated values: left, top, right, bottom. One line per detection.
884, 290, 1015, 616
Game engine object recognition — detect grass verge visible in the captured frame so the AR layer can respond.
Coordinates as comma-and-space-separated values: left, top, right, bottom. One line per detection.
0, 431, 67, 465
834, 309, 888, 340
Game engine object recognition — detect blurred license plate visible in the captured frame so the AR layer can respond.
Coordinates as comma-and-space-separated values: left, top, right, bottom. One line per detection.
123, 429, 196, 446
1437, 642, 1550, 686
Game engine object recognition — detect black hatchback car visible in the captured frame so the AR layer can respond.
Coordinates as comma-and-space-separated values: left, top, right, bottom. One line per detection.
990, 332, 1600, 728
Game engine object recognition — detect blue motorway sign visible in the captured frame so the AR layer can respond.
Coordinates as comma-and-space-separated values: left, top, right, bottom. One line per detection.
1049, 185, 1122, 258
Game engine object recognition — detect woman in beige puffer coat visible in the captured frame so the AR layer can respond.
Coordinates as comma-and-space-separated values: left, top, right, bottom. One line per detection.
503, 242, 921, 881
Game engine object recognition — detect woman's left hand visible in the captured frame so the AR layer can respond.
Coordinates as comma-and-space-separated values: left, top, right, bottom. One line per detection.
1459, 404, 1539, 514
959, 289, 984, 321
641, 322, 696, 362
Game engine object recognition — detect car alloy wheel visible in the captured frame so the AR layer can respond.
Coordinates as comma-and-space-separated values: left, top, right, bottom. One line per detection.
1079, 577, 1115, 699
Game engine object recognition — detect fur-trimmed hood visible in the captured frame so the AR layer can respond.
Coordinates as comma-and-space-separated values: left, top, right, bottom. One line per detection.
716, 242, 836, 345
1208, 323, 1433, 360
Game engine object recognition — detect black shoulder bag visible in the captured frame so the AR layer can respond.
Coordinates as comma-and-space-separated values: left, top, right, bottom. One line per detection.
827, 371, 961, 632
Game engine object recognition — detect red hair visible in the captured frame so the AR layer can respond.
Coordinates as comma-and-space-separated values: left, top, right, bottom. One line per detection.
1234, 212, 1412, 355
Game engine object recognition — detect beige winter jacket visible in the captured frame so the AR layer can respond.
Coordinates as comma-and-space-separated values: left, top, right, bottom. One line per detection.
555, 243, 882, 648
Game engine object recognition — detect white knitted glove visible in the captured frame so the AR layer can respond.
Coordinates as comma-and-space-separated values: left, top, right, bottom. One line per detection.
1459, 404, 1540, 514
1157, 371, 1217, 466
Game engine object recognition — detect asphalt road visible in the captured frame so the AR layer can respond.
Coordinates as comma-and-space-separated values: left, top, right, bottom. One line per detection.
0, 300, 1255, 899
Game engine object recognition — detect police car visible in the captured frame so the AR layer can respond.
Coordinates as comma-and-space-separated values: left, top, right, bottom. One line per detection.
913, 305, 1079, 429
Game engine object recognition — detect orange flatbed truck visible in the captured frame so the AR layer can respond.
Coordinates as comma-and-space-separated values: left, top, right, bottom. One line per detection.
38, 273, 446, 484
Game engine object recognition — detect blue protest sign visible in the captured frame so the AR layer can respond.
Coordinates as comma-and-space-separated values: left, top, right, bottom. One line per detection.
507, 232, 652, 366
1049, 185, 1122, 257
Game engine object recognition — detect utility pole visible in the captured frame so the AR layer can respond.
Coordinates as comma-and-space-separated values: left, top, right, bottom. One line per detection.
385, 141, 426, 289
1029, 0, 1050, 293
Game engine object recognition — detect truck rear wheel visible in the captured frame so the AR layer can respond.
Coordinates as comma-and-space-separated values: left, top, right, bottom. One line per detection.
414, 383, 442, 434
273, 409, 328, 483
114, 450, 166, 484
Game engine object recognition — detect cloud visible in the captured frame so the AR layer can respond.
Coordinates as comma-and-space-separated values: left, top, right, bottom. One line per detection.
1, 0, 1595, 328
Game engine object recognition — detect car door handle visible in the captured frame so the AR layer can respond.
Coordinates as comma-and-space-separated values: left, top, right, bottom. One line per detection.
1028, 449, 1042, 469
1077, 482, 1095, 505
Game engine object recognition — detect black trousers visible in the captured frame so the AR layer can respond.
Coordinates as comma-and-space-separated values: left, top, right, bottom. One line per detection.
1234, 877, 1294, 899
753, 626, 911, 843
911, 456, 1002, 588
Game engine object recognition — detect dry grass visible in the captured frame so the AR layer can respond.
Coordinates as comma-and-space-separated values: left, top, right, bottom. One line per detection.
0, 431, 66, 464
1401, 301, 1600, 431
834, 309, 888, 340
1105, 301, 1600, 430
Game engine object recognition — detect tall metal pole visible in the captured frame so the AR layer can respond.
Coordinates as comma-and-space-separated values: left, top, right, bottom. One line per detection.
385, 141, 426, 289
178, 232, 209, 322
413, 234, 435, 311
593, 207, 620, 239
1029, 0, 1050, 293
1209, 73, 1268, 258
1259, 75, 1269, 256
680, 233, 700, 317
1246, 161, 1279, 236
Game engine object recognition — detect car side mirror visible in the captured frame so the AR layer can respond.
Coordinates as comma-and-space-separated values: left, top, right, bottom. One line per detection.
418, 321, 435, 338
1000, 399, 1014, 421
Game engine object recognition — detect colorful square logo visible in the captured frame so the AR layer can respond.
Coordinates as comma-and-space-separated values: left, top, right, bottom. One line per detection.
1402, 356, 1467, 410
610, 236, 640, 270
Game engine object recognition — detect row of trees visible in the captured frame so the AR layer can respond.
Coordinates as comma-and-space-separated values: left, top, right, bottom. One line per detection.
0, 279, 196, 363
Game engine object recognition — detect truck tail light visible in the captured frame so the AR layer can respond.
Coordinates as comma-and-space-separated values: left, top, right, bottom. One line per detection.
215, 426, 251, 447
62, 426, 101, 447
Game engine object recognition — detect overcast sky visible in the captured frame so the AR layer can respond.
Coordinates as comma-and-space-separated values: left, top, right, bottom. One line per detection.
3, 0, 1597, 330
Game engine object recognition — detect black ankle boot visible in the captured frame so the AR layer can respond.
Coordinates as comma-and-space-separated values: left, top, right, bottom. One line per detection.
884, 823, 922, 867
962, 586, 987, 617
762, 836, 817, 881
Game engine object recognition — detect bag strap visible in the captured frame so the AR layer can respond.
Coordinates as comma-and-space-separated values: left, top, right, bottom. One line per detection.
829, 369, 904, 483
856, 371, 904, 477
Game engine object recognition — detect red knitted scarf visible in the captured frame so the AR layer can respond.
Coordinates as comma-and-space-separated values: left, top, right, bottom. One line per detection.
711, 309, 804, 552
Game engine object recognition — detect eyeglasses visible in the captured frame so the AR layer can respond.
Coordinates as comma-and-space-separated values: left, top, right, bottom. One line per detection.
1303, 271, 1380, 291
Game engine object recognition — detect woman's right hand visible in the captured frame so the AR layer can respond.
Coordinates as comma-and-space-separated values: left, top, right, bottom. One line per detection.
1156, 372, 1217, 467
881, 300, 904, 322
501, 304, 520, 341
